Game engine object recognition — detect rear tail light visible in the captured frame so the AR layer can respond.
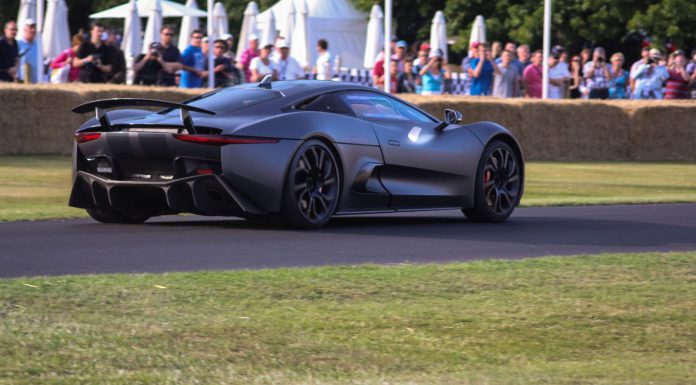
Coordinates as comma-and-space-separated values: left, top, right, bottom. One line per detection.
75, 132, 101, 143
173, 134, 279, 145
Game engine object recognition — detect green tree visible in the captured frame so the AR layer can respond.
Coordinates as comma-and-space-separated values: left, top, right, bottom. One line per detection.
629, 0, 696, 50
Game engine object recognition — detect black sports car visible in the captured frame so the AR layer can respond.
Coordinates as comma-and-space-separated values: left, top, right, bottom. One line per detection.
69, 78, 524, 228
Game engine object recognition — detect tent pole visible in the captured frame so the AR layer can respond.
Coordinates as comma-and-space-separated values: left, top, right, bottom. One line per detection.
383, 0, 392, 93
36, 0, 45, 83
542, 0, 551, 99
207, 0, 214, 88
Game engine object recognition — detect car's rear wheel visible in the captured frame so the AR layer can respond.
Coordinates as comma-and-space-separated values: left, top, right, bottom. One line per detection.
281, 139, 341, 229
85, 208, 151, 224
463, 140, 521, 222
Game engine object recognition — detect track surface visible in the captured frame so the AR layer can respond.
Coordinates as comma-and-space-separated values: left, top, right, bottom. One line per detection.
1, 204, 695, 278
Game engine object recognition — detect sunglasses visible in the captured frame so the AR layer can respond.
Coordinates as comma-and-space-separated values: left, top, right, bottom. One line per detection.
162, 33, 173, 36
7, 28, 18, 31
192, 36, 203, 39
214, 46, 225, 49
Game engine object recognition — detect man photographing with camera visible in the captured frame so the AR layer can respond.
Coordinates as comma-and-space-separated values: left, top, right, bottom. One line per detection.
74, 23, 112, 83
133, 25, 182, 87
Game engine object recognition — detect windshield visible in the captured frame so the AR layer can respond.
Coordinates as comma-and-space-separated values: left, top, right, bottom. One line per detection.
162, 88, 281, 115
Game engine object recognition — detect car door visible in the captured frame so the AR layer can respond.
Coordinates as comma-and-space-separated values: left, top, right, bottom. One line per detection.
339, 91, 483, 209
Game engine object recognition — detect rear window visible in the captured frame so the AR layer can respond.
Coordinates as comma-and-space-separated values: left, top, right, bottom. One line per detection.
163, 88, 281, 115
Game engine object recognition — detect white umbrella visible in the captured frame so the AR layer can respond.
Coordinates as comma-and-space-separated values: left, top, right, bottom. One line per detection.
90, 0, 206, 18
43, 0, 70, 59
291, 0, 310, 69
363, 4, 383, 69
279, 0, 295, 45
17, 0, 37, 31
178, 0, 200, 52
141, 0, 163, 54
429, 10, 448, 62
121, 0, 142, 57
259, 6, 276, 47
469, 15, 486, 46
236, 1, 259, 59
212, 2, 229, 37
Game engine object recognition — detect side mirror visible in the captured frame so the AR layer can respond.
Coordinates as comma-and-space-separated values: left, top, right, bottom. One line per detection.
444, 109, 463, 124
435, 109, 463, 132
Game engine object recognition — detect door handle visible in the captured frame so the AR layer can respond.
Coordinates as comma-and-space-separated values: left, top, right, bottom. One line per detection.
388, 140, 400, 146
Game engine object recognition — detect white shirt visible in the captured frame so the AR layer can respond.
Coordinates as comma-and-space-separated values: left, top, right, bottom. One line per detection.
548, 63, 570, 99
249, 57, 275, 80
274, 56, 305, 80
315, 51, 333, 80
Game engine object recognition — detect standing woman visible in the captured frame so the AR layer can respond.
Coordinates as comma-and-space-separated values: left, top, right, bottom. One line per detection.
249, 44, 277, 82
419, 49, 450, 95
568, 55, 583, 99
608, 52, 628, 99
49, 32, 84, 83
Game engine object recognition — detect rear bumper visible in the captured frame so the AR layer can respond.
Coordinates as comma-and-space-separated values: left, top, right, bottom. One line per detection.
69, 171, 266, 217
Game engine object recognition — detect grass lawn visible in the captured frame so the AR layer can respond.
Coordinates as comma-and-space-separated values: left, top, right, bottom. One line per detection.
1, 156, 696, 221
1, 251, 695, 384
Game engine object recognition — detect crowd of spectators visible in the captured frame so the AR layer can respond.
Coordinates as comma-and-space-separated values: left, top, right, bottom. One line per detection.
1, 18, 695, 100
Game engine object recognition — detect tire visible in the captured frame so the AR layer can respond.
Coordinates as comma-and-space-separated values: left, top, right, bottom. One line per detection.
86, 208, 151, 224
280, 139, 341, 229
463, 140, 522, 222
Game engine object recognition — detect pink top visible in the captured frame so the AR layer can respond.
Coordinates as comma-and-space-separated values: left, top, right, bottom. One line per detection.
523, 63, 543, 98
50, 48, 79, 82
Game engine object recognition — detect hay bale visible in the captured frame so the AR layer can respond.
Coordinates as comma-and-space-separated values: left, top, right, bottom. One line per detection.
629, 104, 696, 161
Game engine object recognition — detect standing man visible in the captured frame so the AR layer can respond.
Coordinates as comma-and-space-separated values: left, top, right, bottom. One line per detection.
74, 23, 112, 83
314, 39, 333, 80
0, 21, 19, 82
469, 42, 495, 96
155, 25, 182, 86
104, 29, 125, 84
522, 50, 543, 98
274, 39, 304, 80
17, 19, 39, 83
629, 46, 650, 94
202, 39, 241, 87
180, 29, 205, 88
492, 50, 519, 98
237, 34, 259, 83
547, 46, 570, 99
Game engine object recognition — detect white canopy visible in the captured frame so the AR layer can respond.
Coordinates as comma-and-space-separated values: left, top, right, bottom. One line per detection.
257, 0, 367, 69
17, 0, 37, 30
469, 15, 486, 46
236, 1, 259, 59
290, 0, 310, 68
279, 0, 294, 45
363, 4, 383, 69
43, 0, 70, 59
178, 0, 200, 52
429, 10, 448, 62
212, 2, 229, 37
122, 0, 142, 57
259, 6, 276, 47
90, 0, 206, 18
141, 0, 163, 53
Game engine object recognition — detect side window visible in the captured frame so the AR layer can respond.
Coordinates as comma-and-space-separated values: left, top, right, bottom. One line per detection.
340, 92, 434, 123
296, 93, 353, 115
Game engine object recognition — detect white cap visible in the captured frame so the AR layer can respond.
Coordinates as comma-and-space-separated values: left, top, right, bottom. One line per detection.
23, 18, 36, 27
277, 39, 290, 49
248, 33, 258, 41
221, 33, 233, 40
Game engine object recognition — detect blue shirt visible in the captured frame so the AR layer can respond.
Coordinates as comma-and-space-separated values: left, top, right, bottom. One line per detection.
180, 45, 204, 88
17, 39, 39, 83
421, 69, 444, 94
469, 58, 494, 96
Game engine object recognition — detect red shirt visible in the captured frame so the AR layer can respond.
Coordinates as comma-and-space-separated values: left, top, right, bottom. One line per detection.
523, 63, 543, 98
372, 59, 397, 93
665, 69, 690, 99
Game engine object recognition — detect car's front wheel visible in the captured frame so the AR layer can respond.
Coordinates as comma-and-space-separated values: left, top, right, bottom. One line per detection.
86, 208, 151, 224
463, 140, 522, 222
280, 139, 341, 229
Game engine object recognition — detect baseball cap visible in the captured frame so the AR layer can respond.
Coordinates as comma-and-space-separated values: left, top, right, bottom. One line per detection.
277, 39, 290, 49
470, 41, 480, 49
429, 48, 443, 58
221, 33, 233, 40
23, 18, 36, 27
149, 42, 161, 49
648, 48, 662, 60
551, 45, 565, 58
248, 33, 259, 41
419, 42, 430, 51
396, 40, 408, 49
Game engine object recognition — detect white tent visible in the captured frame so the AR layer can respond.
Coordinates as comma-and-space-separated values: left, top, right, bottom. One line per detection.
429, 10, 448, 62
279, 0, 294, 45
178, 0, 200, 52
122, 0, 142, 57
90, 0, 206, 18
212, 2, 229, 37
43, 0, 70, 59
257, 0, 367, 69
290, 0, 310, 68
469, 15, 486, 46
363, 4, 383, 69
259, 7, 276, 47
141, 0, 163, 53
17, 0, 37, 31
236, 2, 260, 59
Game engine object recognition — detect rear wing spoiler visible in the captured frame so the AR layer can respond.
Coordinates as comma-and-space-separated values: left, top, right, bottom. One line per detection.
72, 98, 216, 134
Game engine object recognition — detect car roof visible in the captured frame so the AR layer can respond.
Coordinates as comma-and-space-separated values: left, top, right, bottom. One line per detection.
233, 80, 379, 98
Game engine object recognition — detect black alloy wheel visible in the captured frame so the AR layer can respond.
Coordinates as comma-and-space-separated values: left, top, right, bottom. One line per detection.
463, 140, 521, 222
282, 139, 340, 228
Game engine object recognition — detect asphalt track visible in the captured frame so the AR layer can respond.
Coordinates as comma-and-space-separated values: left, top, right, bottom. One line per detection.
1, 203, 695, 278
